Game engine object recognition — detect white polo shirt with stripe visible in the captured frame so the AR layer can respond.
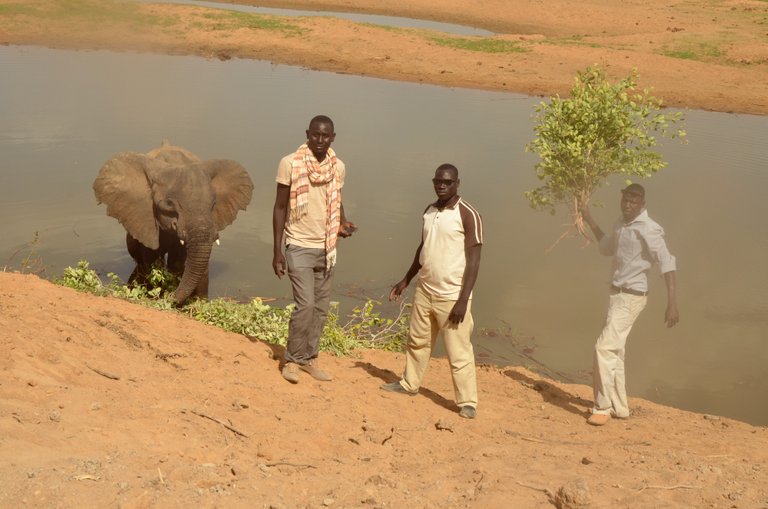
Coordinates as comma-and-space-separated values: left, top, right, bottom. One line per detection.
418, 197, 483, 300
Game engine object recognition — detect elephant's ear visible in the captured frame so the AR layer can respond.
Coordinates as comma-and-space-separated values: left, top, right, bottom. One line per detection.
93, 152, 161, 249
204, 160, 254, 231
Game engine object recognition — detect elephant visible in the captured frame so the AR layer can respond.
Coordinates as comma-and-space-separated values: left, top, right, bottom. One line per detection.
93, 140, 254, 306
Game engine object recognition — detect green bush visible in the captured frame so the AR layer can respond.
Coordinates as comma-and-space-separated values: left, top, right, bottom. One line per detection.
56, 260, 408, 356
525, 65, 685, 242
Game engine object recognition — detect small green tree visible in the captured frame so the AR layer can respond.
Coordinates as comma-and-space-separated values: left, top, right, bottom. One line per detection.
525, 65, 685, 244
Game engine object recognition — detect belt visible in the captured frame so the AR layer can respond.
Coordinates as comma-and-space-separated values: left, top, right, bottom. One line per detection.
610, 285, 648, 297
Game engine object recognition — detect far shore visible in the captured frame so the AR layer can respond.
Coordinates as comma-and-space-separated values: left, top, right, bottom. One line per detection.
0, 0, 766, 115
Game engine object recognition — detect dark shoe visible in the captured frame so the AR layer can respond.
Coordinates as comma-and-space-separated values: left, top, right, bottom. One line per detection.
587, 413, 611, 426
459, 406, 477, 419
380, 381, 417, 396
282, 362, 300, 384
299, 361, 333, 381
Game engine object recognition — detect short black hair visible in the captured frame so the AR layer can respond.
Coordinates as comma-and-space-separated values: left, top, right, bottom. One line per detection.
309, 115, 334, 131
436, 163, 459, 179
622, 183, 645, 199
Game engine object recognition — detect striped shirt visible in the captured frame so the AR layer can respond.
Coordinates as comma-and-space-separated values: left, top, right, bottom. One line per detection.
418, 197, 483, 299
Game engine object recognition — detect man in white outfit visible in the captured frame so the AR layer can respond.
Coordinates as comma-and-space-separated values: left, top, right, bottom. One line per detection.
581, 183, 679, 426
381, 163, 483, 419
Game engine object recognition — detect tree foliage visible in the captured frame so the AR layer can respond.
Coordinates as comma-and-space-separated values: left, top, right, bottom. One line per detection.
525, 65, 685, 240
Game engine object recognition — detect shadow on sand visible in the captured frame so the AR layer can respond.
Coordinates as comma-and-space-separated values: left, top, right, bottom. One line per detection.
503, 368, 592, 417
353, 360, 457, 412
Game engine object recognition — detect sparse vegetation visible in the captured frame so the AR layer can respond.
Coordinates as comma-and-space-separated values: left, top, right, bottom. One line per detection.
359, 23, 405, 33
661, 39, 724, 61
0, 3, 38, 16
56, 261, 409, 356
197, 10, 304, 36
545, 36, 602, 49
430, 36, 529, 53
0, 0, 177, 28
2, 232, 45, 276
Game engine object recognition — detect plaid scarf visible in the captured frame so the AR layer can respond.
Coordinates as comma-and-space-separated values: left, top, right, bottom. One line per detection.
289, 143, 341, 268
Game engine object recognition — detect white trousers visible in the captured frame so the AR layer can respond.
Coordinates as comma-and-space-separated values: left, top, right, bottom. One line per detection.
592, 292, 647, 417
401, 283, 478, 408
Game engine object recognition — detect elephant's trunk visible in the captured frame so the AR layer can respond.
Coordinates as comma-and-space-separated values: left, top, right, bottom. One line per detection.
173, 226, 215, 305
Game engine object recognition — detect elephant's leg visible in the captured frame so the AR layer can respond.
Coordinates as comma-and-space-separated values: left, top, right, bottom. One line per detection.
165, 241, 187, 279
126, 233, 162, 287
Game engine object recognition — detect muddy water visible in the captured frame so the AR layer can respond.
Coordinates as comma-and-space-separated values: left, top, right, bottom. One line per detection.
1, 46, 766, 425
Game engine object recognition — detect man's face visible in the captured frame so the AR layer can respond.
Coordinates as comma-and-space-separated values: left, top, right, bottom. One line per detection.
306, 121, 335, 161
621, 192, 645, 222
432, 169, 459, 202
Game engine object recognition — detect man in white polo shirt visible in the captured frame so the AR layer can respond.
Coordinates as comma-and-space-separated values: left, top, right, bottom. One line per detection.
381, 163, 483, 419
582, 183, 679, 426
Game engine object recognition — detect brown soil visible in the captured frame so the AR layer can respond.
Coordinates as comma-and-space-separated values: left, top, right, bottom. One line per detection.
2, 273, 768, 509
1, 2, 768, 508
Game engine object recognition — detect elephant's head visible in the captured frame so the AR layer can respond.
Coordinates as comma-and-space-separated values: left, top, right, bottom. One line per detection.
93, 141, 254, 305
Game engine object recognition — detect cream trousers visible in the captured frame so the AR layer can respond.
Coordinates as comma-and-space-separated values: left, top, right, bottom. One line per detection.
592, 292, 647, 417
401, 283, 478, 408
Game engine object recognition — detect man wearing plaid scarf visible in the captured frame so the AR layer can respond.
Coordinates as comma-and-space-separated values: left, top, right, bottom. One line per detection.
272, 115, 357, 384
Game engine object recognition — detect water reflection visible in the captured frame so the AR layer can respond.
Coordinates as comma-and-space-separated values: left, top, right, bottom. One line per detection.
1, 45, 766, 425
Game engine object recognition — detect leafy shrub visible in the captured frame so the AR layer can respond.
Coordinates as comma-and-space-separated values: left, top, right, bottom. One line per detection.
56, 260, 408, 356
57, 260, 106, 293
525, 65, 685, 243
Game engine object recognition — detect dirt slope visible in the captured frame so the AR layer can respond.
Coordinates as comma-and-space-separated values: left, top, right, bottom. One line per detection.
1, 1, 768, 507
1, 272, 766, 508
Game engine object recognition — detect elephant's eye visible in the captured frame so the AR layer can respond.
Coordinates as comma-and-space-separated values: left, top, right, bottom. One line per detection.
158, 199, 177, 214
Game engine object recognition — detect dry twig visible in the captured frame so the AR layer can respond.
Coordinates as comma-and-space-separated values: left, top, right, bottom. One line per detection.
516, 480, 554, 498
185, 409, 249, 438
73, 475, 100, 481
265, 461, 317, 470
636, 484, 701, 492
86, 363, 120, 380
506, 430, 587, 446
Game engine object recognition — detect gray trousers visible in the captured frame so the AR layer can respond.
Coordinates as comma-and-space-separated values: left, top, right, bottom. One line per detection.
284, 245, 334, 364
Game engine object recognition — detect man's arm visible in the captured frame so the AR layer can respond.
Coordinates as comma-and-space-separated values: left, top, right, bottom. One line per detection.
642, 224, 679, 327
581, 205, 605, 242
272, 183, 290, 278
448, 244, 482, 324
582, 205, 617, 255
663, 270, 679, 327
389, 241, 423, 301
338, 203, 357, 238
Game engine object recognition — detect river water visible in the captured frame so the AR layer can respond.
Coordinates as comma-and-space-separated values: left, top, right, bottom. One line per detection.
1, 45, 766, 425
141, 0, 495, 36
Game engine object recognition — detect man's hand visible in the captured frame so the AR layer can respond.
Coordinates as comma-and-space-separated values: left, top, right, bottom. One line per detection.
665, 303, 679, 328
338, 221, 358, 238
389, 279, 408, 301
579, 203, 605, 242
272, 253, 286, 279
448, 300, 468, 325
663, 271, 678, 327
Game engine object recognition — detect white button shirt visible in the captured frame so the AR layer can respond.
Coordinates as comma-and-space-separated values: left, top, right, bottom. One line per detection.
599, 209, 676, 292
